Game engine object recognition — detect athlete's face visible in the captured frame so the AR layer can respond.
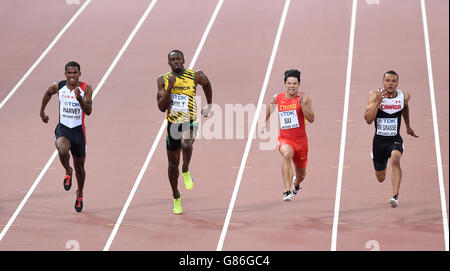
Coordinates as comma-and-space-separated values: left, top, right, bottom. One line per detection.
65, 66, 80, 86
383, 74, 398, 93
285, 77, 300, 96
168, 52, 185, 74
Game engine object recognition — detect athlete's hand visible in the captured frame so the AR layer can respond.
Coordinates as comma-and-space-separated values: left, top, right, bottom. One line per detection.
375, 89, 386, 105
201, 104, 212, 117
406, 126, 418, 137
40, 112, 49, 123
260, 123, 267, 134
168, 75, 177, 89
74, 87, 82, 101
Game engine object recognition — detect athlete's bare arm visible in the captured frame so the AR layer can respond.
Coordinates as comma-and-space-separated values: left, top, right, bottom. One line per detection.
40, 82, 58, 123
300, 93, 314, 123
401, 90, 418, 137
260, 94, 278, 133
364, 89, 385, 124
195, 70, 213, 117
75, 85, 93, 115
266, 94, 278, 123
157, 75, 175, 112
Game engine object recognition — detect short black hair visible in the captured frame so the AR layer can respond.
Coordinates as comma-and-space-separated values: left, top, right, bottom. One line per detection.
65, 61, 80, 72
383, 70, 398, 80
284, 69, 301, 83
168, 50, 184, 61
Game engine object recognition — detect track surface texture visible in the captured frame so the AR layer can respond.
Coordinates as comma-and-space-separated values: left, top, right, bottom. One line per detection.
0, 0, 447, 251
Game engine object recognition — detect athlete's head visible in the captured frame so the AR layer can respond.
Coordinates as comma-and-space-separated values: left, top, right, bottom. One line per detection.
64, 61, 81, 85
284, 69, 301, 96
168, 50, 185, 74
284, 69, 301, 83
383, 70, 399, 93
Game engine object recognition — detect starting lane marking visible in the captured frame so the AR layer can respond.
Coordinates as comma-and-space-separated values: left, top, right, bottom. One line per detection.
365, 240, 380, 251
65, 240, 80, 251
420, 0, 449, 251
0, 0, 158, 245
103, 0, 225, 251
216, 0, 292, 252
0, 0, 92, 111
365, 0, 380, 5
66, 0, 81, 4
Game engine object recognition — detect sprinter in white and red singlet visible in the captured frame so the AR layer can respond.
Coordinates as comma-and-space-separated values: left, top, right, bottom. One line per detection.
40, 61, 93, 212
364, 70, 418, 208
263, 69, 315, 201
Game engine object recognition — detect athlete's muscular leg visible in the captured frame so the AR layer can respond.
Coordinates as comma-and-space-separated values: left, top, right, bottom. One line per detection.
181, 126, 197, 173
167, 149, 181, 199
73, 155, 85, 197
279, 145, 294, 191
294, 167, 306, 187
390, 150, 402, 196
55, 137, 73, 176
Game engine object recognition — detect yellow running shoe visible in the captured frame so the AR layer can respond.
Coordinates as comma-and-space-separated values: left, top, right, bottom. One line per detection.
173, 192, 183, 214
182, 171, 194, 191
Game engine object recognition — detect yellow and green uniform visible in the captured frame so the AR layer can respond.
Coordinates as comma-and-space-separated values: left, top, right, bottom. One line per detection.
162, 69, 198, 124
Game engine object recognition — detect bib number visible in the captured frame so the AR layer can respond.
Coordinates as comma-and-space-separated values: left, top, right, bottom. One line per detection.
170, 94, 189, 113
376, 118, 398, 136
279, 110, 299, 130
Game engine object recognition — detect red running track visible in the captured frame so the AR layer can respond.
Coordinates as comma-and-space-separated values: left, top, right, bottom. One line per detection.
0, 0, 447, 251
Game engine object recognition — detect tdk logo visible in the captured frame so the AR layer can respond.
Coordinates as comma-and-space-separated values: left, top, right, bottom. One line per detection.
65, 101, 80, 107
280, 111, 295, 117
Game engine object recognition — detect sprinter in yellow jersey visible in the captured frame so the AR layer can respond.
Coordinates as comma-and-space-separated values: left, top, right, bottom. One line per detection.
157, 50, 213, 214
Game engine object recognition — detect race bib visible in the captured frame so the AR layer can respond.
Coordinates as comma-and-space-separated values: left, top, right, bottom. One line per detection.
170, 94, 189, 112
376, 118, 398, 136
279, 110, 299, 130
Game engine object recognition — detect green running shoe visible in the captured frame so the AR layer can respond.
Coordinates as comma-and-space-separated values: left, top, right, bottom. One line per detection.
173, 192, 183, 214
182, 171, 194, 191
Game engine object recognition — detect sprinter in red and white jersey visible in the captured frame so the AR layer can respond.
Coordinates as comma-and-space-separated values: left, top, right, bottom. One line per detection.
40, 61, 93, 212
364, 70, 418, 208
263, 69, 314, 201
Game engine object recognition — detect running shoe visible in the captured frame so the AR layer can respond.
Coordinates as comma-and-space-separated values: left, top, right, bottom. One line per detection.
283, 191, 293, 201
292, 176, 301, 196
389, 196, 398, 208
75, 192, 83, 212
63, 174, 72, 191
173, 192, 183, 214
182, 171, 194, 191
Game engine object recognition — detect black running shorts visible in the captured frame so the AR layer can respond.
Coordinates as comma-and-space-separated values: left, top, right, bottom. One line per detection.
372, 135, 403, 171
55, 123, 86, 158
166, 121, 198, 151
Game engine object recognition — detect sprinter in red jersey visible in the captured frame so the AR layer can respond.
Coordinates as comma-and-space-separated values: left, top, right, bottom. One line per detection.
263, 69, 314, 201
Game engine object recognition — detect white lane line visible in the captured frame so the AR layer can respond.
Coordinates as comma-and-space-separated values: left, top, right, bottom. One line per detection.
420, 0, 449, 251
0, 152, 58, 242
102, 0, 224, 251
330, 0, 357, 252
0, 0, 158, 243
216, 0, 291, 251
0, 0, 92, 110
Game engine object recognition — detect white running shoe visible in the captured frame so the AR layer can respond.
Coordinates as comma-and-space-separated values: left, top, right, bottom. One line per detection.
283, 191, 293, 201
389, 197, 398, 208
292, 176, 301, 196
